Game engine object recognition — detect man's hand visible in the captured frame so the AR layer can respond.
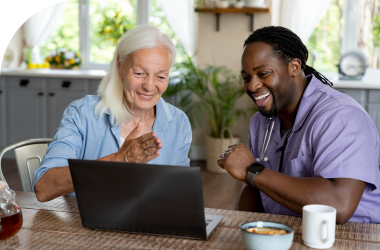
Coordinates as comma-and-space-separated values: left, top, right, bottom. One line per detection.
112, 123, 162, 163
217, 144, 256, 181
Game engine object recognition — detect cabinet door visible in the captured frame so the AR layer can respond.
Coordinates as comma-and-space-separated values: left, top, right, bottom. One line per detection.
367, 104, 380, 163
47, 79, 86, 137
6, 87, 45, 145
0, 81, 4, 149
89, 79, 100, 95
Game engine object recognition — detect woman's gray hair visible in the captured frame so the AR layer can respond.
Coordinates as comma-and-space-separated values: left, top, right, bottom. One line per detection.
95, 25, 176, 125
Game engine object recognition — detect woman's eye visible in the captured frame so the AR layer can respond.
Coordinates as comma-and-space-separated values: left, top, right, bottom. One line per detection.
157, 76, 167, 80
134, 72, 145, 77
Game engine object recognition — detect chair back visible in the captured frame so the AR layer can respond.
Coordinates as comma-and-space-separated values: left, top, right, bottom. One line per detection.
0, 139, 53, 192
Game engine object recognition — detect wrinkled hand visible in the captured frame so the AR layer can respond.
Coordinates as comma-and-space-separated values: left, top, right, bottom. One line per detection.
113, 122, 162, 163
217, 144, 256, 182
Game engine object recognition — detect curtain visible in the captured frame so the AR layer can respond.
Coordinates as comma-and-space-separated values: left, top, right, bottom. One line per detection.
156, 0, 198, 57
273, 0, 332, 42
22, 2, 65, 63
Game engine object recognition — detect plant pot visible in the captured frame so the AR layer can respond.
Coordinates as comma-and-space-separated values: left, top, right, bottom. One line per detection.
205, 133, 240, 173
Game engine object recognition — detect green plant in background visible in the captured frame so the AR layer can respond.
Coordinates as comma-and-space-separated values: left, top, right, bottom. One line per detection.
45, 48, 82, 69
165, 58, 256, 138
97, 8, 134, 44
373, 14, 380, 47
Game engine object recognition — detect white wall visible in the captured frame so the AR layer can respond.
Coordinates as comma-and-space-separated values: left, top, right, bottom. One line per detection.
190, 1, 272, 159
1, 28, 24, 69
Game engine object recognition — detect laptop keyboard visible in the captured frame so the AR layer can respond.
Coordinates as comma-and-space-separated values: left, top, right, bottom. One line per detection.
206, 219, 213, 227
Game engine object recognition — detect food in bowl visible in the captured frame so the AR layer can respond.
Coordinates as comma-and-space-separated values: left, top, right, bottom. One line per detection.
241, 221, 294, 250
246, 227, 288, 235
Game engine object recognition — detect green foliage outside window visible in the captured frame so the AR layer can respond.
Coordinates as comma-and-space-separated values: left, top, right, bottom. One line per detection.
305, 0, 343, 73
373, 14, 380, 47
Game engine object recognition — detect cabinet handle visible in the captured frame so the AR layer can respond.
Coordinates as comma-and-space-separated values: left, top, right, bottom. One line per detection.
49, 93, 55, 96
38, 92, 44, 96
62, 81, 71, 88
20, 79, 29, 86
0, 90, 2, 94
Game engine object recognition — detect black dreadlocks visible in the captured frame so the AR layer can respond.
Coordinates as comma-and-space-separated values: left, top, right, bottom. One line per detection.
244, 26, 333, 87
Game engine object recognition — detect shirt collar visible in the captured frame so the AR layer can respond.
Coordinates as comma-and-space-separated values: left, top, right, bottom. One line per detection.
104, 97, 173, 131
292, 74, 324, 132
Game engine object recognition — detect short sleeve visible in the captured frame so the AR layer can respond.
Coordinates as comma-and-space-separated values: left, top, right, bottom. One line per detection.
312, 105, 379, 190
175, 115, 192, 166
32, 103, 85, 191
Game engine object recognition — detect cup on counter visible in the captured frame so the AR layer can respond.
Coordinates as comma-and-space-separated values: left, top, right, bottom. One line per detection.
302, 205, 336, 249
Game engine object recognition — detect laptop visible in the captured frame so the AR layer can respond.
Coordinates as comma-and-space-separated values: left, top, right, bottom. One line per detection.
68, 159, 223, 239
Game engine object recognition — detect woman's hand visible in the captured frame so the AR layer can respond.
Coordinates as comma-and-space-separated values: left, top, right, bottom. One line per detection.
113, 123, 162, 163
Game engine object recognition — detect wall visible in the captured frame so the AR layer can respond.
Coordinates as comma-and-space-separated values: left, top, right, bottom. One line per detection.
190, 1, 273, 160
1, 28, 24, 69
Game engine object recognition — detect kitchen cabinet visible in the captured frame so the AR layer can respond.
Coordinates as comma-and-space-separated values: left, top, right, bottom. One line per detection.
6, 77, 45, 145
0, 73, 102, 155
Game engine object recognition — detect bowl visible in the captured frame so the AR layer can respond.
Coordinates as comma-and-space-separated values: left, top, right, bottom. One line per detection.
241, 221, 294, 250
232, 2, 245, 8
214, 0, 229, 9
246, 0, 266, 7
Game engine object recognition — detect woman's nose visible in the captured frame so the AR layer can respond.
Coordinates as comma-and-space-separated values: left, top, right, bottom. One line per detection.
142, 76, 155, 91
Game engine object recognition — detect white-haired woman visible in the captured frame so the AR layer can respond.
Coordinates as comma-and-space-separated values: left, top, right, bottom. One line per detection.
33, 26, 192, 202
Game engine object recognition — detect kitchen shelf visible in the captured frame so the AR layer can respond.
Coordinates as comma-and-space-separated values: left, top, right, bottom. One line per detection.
194, 7, 270, 31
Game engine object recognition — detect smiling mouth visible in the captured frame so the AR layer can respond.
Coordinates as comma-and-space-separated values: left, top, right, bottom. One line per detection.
137, 92, 154, 99
254, 93, 270, 101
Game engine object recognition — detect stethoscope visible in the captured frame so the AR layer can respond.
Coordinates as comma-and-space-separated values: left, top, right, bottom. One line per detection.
256, 116, 294, 173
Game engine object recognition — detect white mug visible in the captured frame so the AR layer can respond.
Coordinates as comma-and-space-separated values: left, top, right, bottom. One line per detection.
302, 204, 336, 249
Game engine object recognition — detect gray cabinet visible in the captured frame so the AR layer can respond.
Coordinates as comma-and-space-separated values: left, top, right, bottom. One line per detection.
0, 81, 4, 149
0, 75, 103, 156
5, 77, 45, 145
46, 79, 87, 137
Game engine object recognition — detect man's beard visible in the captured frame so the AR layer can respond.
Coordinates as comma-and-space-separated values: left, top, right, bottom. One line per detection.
258, 96, 277, 118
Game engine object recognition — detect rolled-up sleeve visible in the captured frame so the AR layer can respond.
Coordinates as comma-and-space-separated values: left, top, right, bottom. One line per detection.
32, 103, 85, 192
175, 115, 192, 166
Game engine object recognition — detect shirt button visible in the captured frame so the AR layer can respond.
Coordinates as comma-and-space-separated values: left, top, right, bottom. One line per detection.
277, 152, 281, 156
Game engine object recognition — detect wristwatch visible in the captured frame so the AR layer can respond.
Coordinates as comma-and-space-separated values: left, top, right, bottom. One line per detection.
246, 162, 265, 188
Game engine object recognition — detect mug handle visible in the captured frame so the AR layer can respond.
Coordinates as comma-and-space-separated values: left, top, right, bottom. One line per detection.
321, 220, 329, 243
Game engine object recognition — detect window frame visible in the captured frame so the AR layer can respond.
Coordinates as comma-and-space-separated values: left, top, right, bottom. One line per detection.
78, 0, 150, 70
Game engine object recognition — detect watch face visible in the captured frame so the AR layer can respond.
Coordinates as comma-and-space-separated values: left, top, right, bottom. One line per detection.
340, 54, 366, 77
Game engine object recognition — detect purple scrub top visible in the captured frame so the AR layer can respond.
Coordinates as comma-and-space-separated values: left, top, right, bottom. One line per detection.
249, 75, 380, 223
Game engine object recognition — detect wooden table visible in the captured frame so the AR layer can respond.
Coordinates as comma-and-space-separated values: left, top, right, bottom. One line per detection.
1, 192, 380, 249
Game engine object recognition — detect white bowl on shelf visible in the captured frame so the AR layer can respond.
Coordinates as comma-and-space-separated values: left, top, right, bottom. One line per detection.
214, 0, 229, 9
246, 0, 266, 7
232, 2, 245, 8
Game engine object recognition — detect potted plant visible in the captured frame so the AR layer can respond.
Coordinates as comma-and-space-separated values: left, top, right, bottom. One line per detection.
165, 58, 256, 173
373, 14, 380, 68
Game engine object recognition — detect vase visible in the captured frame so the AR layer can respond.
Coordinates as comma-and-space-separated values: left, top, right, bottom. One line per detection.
205, 127, 240, 173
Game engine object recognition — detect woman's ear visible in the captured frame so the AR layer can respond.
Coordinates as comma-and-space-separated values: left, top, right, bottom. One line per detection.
117, 56, 123, 79
288, 58, 302, 77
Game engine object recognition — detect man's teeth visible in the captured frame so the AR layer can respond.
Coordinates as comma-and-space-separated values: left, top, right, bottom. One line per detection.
254, 93, 270, 100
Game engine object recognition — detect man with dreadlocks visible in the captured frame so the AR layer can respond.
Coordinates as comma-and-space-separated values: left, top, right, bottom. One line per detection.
217, 26, 380, 224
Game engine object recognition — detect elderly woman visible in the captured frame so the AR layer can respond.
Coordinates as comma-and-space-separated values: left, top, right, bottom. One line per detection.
33, 26, 192, 202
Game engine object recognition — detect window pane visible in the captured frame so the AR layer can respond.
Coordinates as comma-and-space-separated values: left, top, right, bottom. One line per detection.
40, 0, 79, 59
305, 0, 344, 73
359, 0, 380, 69
150, 0, 188, 65
89, 0, 137, 64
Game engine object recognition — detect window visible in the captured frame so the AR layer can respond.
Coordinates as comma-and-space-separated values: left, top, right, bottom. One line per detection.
40, 0, 186, 70
306, 0, 380, 73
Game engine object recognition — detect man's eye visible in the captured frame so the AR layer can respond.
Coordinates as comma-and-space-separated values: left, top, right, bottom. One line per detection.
258, 72, 268, 77
242, 77, 250, 82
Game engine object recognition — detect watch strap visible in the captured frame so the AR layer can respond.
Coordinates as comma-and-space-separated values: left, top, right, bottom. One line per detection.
246, 163, 265, 188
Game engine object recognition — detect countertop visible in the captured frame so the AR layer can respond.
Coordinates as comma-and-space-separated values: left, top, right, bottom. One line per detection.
1, 68, 379, 88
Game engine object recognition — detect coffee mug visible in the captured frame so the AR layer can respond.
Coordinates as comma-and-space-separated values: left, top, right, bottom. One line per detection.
302, 205, 336, 249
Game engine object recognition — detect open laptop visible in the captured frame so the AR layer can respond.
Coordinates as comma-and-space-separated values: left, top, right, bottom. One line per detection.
68, 159, 223, 240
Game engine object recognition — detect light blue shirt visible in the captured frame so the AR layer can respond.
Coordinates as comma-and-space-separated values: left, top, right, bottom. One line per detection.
32, 95, 192, 195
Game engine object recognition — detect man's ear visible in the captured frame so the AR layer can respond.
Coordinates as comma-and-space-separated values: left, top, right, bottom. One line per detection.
288, 58, 302, 77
